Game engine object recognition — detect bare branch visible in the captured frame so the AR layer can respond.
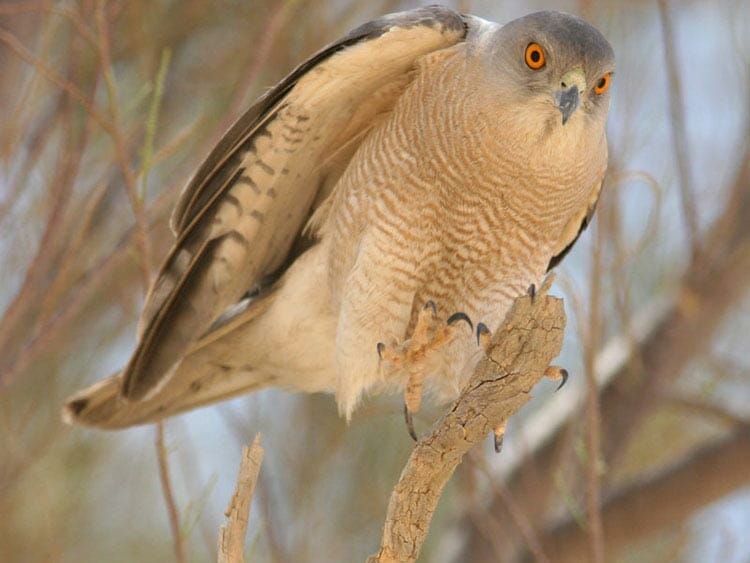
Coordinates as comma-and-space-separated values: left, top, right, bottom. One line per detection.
0, 1, 98, 48
156, 422, 186, 563
218, 435, 265, 563
540, 427, 750, 562
0, 26, 112, 134
460, 136, 750, 561
581, 209, 606, 562
469, 451, 551, 563
94, 0, 152, 288
664, 395, 748, 428
218, 2, 293, 133
367, 282, 566, 563
658, 0, 701, 255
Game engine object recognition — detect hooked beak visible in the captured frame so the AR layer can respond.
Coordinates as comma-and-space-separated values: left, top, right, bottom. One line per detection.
556, 86, 579, 125
555, 67, 586, 125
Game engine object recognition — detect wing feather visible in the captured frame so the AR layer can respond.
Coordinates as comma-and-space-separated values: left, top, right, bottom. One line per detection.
122, 6, 469, 400
547, 179, 603, 271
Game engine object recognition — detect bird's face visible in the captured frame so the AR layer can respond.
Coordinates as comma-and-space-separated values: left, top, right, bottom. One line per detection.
480, 11, 615, 134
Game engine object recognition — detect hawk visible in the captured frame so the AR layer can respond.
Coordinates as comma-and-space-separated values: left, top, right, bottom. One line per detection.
64, 7, 614, 429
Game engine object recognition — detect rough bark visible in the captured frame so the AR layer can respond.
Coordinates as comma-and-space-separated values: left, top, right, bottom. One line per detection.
218, 434, 265, 563
459, 135, 750, 563
368, 281, 566, 563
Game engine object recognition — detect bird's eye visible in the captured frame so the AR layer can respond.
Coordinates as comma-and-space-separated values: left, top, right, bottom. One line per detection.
525, 43, 545, 70
594, 73, 612, 95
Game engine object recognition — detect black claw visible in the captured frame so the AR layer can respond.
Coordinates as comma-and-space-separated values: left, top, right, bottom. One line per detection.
528, 283, 536, 301
476, 322, 490, 346
377, 342, 385, 359
556, 368, 569, 391
423, 300, 437, 315
404, 404, 418, 442
447, 312, 473, 331
494, 433, 504, 453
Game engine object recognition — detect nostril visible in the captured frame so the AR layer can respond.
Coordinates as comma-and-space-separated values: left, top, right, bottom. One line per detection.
561, 81, 567, 88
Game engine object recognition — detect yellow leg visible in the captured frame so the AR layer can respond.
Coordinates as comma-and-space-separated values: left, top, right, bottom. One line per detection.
377, 301, 473, 441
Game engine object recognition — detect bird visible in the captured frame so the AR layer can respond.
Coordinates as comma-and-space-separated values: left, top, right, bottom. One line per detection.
63, 6, 614, 431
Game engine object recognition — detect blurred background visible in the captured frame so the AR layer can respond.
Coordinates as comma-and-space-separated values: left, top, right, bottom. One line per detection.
1, 0, 749, 561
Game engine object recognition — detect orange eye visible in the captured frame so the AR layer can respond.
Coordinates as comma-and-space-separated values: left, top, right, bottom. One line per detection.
594, 73, 612, 94
525, 43, 545, 69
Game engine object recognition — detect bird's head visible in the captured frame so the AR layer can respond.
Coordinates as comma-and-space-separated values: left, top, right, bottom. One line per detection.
476, 11, 615, 134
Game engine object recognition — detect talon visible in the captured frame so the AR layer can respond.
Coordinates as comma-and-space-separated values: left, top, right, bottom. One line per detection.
544, 365, 569, 391
377, 342, 386, 359
493, 421, 507, 453
404, 403, 418, 442
447, 312, 473, 331
381, 301, 475, 438
494, 433, 504, 453
423, 300, 437, 315
476, 322, 491, 348
528, 283, 536, 300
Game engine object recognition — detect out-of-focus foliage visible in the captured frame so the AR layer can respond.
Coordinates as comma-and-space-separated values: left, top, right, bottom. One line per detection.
1, 1, 748, 562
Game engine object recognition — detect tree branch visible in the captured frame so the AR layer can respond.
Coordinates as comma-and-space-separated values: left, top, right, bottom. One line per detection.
658, 0, 701, 256
459, 135, 750, 562
218, 434, 265, 563
155, 422, 185, 563
539, 426, 750, 562
367, 281, 566, 563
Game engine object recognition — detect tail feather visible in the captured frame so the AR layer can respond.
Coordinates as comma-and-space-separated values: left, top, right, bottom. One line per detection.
62, 363, 275, 430
63, 296, 277, 430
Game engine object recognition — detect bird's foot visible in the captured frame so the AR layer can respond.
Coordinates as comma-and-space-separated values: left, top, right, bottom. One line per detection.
476, 316, 568, 454
475, 323, 510, 453
493, 420, 507, 453
377, 300, 473, 440
544, 365, 569, 391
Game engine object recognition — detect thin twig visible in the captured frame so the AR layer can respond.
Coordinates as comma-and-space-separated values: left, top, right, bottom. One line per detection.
540, 427, 750, 562
583, 203, 605, 562
218, 435, 265, 563
0, 188, 174, 387
0, 77, 88, 380
665, 394, 747, 428
0, 1, 98, 47
94, 0, 152, 290
37, 178, 109, 321
156, 422, 186, 563
464, 506, 510, 560
219, 2, 292, 132
469, 450, 551, 563
218, 408, 287, 563
0, 27, 112, 134
657, 0, 701, 256
139, 47, 172, 200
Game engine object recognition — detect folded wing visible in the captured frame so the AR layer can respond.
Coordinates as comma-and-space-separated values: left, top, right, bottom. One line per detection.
121, 6, 469, 400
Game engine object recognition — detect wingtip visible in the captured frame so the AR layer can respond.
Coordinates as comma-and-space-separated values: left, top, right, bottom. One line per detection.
62, 396, 89, 426
60, 372, 130, 430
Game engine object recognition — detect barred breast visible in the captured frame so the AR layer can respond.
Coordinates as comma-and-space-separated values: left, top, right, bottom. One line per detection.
324, 45, 605, 411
